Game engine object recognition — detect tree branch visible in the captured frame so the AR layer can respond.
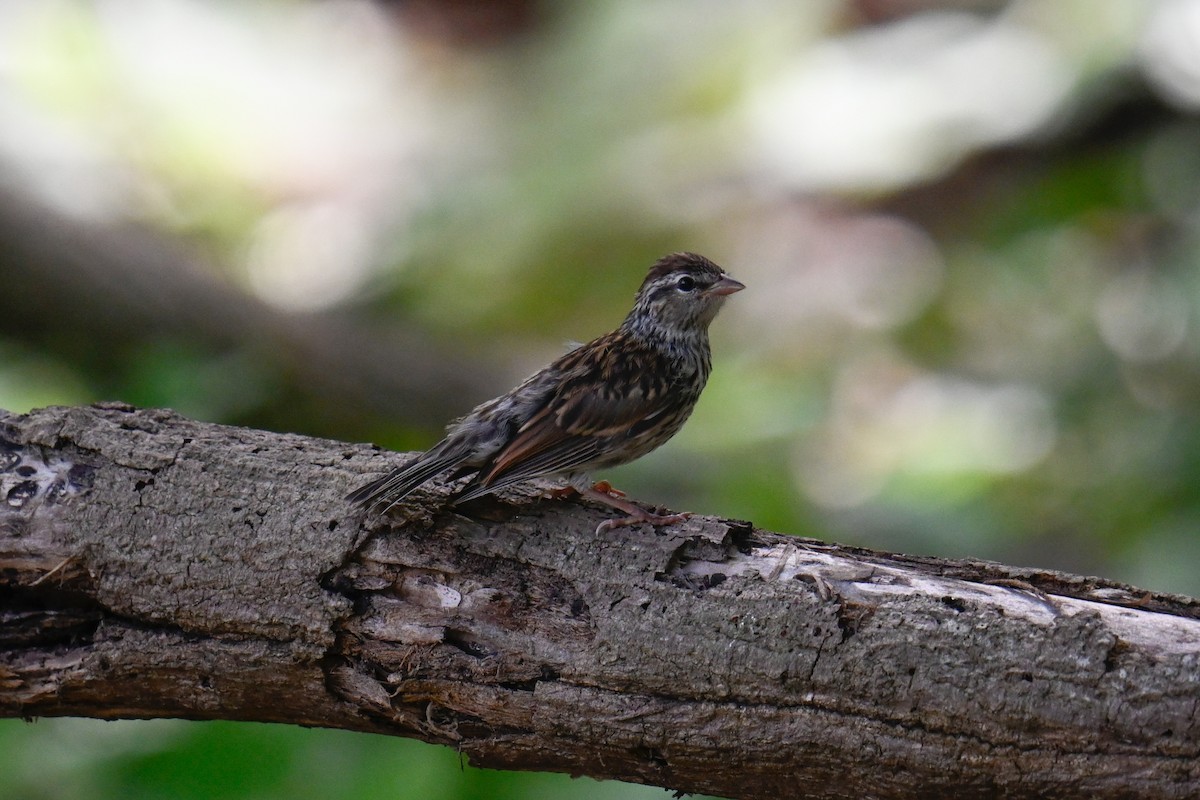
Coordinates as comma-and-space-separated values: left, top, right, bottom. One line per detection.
1, 404, 1196, 800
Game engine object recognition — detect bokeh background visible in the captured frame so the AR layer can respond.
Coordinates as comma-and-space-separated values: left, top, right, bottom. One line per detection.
3, 0, 1199, 797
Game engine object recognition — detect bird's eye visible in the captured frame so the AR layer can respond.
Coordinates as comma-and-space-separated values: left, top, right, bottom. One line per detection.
676, 276, 696, 293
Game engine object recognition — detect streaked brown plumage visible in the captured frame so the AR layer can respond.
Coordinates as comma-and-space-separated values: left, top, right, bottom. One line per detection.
347, 252, 743, 531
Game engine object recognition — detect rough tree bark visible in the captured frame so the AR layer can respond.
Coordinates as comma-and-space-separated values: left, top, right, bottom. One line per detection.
0, 404, 1196, 800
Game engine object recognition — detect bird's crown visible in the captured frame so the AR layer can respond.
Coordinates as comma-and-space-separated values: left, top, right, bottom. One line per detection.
639, 252, 725, 293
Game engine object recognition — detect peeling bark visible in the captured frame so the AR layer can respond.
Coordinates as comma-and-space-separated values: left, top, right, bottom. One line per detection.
1, 404, 1197, 800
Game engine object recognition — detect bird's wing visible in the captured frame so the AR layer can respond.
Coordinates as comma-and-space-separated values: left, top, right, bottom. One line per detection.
455, 335, 676, 500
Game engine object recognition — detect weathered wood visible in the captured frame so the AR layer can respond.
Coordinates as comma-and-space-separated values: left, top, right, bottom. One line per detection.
1, 403, 1197, 800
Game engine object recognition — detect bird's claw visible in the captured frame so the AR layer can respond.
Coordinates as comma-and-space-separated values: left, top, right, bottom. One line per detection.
595, 510, 692, 534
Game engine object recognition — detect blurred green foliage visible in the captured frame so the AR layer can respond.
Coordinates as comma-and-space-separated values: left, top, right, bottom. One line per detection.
1, 1, 1199, 798
0, 718, 668, 800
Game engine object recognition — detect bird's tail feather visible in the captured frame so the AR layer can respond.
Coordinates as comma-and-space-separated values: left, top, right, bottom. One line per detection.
346, 444, 466, 510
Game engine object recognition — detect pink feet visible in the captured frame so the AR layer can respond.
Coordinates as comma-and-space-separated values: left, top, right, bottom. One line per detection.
550, 480, 628, 500
588, 480, 626, 498
595, 508, 692, 533
569, 481, 691, 533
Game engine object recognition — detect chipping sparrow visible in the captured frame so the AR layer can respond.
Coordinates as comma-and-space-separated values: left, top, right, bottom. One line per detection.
348, 252, 744, 531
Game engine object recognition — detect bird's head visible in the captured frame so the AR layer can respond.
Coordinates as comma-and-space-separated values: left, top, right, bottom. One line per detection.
626, 252, 744, 337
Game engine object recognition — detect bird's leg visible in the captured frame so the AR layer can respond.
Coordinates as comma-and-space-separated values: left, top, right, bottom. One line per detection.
588, 480, 626, 498
549, 480, 626, 500
578, 485, 692, 533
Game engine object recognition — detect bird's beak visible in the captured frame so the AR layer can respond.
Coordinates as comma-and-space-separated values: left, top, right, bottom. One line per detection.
708, 275, 746, 296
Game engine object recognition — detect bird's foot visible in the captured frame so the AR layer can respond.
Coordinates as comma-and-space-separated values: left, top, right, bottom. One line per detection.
596, 509, 692, 534
589, 480, 626, 498
549, 480, 627, 500
576, 484, 691, 534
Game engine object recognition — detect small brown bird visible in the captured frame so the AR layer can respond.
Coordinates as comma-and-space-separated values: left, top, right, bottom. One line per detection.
347, 252, 744, 531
